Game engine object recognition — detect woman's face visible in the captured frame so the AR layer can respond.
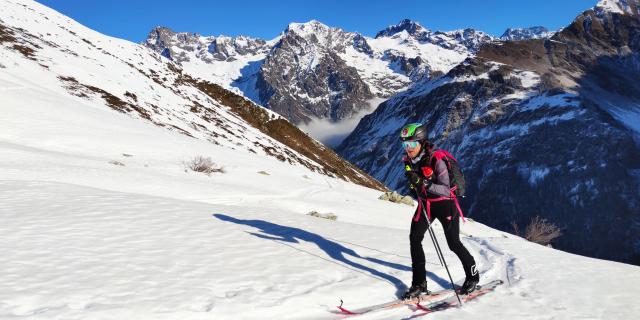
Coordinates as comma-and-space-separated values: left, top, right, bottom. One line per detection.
403, 141, 422, 158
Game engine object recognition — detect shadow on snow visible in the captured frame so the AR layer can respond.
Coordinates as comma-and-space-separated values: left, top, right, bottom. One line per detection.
213, 213, 450, 297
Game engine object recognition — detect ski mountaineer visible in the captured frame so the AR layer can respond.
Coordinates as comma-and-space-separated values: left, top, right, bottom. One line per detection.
399, 123, 479, 300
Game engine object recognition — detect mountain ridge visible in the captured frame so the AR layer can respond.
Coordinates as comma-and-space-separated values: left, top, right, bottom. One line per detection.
143, 18, 558, 138
143, 19, 491, 128
337, 1, 640, 264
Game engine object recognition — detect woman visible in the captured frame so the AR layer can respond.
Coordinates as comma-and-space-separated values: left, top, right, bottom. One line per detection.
399, 122, 479, 299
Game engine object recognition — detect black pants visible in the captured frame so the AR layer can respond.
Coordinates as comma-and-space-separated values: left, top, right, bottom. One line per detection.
409, 199, 476, 286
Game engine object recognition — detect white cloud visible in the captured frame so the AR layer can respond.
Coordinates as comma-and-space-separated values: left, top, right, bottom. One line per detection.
298, 98, 385, 148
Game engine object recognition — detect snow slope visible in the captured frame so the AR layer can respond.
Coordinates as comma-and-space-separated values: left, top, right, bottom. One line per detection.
0, 0, 282, 155
1, 0, 640, 319
0, 0, 383, 189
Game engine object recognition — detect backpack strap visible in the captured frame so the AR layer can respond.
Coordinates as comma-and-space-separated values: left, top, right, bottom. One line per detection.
423, 193, 466, 223
430, 149, 460, 166
426, 149, 466, 222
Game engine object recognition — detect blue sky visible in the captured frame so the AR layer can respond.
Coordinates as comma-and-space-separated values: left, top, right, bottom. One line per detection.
35, 0, 596, 42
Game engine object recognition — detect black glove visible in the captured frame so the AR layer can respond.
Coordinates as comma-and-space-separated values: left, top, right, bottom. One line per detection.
405, 170, 423, 190
405, 170, 433, 191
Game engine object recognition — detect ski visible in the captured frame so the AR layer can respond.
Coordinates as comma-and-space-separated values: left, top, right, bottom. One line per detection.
335, 279, 503, 316
335, 287, 455, 316
414, 279, 504, 315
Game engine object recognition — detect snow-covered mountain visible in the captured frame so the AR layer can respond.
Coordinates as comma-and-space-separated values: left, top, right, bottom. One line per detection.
143, 19, 498, 147
376, 19, 496, 54
0, 0, 383, 190
337, 0, 640, 264
500, 26, 554, 40
2, 1, 640, 319
595, 0, 638, 14
252, 20, 378, 124
144, 20, 481, 127
142, 20, 564, 148
143, 26, 275, 100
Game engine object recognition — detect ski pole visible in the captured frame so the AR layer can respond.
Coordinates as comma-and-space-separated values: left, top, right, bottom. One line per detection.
427, 226, 445, 266
418, 195, 463, 306
419, 198, 444, 267
411, 184, 444, 267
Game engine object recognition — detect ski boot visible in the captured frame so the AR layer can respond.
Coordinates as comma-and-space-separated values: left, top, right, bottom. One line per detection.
403, 280, 428, 299
458, 274, 479, 295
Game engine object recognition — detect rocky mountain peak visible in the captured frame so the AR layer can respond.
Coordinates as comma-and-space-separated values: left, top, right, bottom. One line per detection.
442, 28, 494, 43
500, 26, 553, 41
428, 28, 495, 53
375, 19, 428, 38
278, 19, 371, 56
145, 26, 199, 45
144, 26, 198, 61
144, 26, 268, 63
594, 0, 639, 15
208, 35, 267, 59
374, 20, 494, 53
147, 25, 173, 38
285, 20, 333, 37
279, 19, 356, 53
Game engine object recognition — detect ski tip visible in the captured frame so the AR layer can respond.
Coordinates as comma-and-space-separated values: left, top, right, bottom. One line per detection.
337, 306, 358, 315
337, 299, 359, 315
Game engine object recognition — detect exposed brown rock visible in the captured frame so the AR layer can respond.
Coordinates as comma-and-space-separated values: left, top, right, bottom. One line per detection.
173, 70, 386, 191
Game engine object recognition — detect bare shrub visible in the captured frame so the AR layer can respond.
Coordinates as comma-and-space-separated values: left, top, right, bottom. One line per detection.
511, 216, 562, 246
185, 156, 224, 175
511, 221, 520, 236
308, 211, 337, 221
523, 216, 562, 246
